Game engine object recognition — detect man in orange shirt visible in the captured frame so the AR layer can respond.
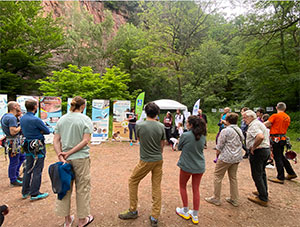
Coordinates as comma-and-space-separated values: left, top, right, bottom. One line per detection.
264, 102, 297, 184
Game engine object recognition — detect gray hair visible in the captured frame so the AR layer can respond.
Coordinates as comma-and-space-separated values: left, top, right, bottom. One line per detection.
243, 110, 257, 119
276, 102, 286, 111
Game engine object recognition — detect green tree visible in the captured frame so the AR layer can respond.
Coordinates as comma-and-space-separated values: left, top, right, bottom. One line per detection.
61, 2, 114, 73
0, 1, 64, 99
139, 1, 216, 102
235, 1, 300, 110
38, 65, 133, 114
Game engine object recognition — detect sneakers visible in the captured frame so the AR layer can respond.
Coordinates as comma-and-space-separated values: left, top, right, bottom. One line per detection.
30, 193, 49, 201
130, 142, 133, 146
22, 194, 30, 199
285, 174, 297, 180
225, 197, 238, 207
252, 191, 259, 196
188, 210, 198, 224
149, 216, 158, 227
175, 207, 190, 220
268, 178, 284, 184
205, 197, 221, 206
118, 209, 138, 220
248, 196, 268, 207
10, 180, 22, 187
17, 176, 23, 181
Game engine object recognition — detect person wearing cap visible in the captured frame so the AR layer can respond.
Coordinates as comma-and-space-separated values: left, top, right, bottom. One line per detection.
242, 110, 270, 207
264, 102, 297, 184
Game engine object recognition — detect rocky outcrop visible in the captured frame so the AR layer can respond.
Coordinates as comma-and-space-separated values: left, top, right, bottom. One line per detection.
41, 1, 127, 31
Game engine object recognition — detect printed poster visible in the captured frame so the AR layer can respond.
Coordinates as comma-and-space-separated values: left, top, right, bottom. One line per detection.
91, 99, 110, 142
112, 100, 131, 141
40, 96, 62, 133
67, 98, 87, 115
0, 94, 8, 137
16, 95, 39, 117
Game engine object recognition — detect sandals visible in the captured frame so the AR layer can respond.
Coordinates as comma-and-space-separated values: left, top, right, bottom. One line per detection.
80, 215, 94, 227
64, 215, 74, 227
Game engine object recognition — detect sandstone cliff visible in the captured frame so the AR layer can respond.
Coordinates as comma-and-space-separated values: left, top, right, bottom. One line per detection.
42, 0, 127, 31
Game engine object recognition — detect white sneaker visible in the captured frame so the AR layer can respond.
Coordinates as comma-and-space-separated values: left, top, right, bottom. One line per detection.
205, 196, 221, 206
266, 164, 275, 169
175, 207, 190, 220
188, 210, 199, 224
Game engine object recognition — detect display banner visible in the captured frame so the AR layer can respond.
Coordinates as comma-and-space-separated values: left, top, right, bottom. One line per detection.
211, 108, 217, 113
192, 99, 200, 115
135, 92, 145, 120
112, 100, 131, 141
40, 96, 62, 133
266, 107, 274, 112
67, 98, 87, 115
91, 99, 110, 143
16, 95, 39, 117
0, 94, 8, 137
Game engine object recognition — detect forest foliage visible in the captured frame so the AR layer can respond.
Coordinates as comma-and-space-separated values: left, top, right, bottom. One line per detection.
0, 0, 299, 112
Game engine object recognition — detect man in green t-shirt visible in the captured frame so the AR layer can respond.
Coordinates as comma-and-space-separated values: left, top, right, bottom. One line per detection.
119, 102, 166, 227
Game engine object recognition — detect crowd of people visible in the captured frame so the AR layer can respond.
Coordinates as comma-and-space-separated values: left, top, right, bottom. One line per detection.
0, 98, 297, 227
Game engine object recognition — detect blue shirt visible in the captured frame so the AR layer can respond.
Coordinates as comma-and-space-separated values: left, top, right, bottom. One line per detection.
20, 112, 50, 140
1, 113, 18, 137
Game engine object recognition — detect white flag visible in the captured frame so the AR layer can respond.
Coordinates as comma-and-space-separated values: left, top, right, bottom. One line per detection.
192, 99, 200, 116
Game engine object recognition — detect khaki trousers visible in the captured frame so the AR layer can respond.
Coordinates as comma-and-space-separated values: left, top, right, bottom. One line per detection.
56, 158, 91, 219
129, 160, 163, 219
214, 160, 239, 202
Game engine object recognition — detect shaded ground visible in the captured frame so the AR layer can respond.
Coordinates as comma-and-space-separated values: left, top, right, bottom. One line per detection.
1, 141, 300, 227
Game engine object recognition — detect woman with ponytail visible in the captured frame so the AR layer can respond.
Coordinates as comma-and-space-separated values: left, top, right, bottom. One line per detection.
54, 96, 94, 227
175, 115, 206, 225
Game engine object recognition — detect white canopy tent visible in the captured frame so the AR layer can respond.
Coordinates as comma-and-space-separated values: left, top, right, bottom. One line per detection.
152, 99, 188, 112
137, 99, 189, 123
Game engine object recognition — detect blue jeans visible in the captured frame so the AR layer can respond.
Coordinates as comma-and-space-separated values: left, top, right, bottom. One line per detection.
250, 148, 270, 202
8, 152, 26, 183
22, 155, 45, 196
129, 123, 137, 141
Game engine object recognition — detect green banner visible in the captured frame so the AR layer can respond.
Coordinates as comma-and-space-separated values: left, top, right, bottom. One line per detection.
135, 92, 145, 120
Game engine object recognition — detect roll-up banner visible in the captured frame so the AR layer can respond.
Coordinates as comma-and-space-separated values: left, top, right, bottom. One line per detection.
0, 94, 8, 137
40, 97, 62, 144
91, 99, 110, 143
112, 100, 131, 141
16, 95, 39, 117
67, 98, 87, 115
135, 92, 145, 120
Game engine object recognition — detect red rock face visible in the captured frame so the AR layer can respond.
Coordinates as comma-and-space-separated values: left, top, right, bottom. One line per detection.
41, 0, 127, 31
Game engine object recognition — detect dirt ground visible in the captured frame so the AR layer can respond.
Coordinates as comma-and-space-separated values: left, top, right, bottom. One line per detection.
1, 141, 300, 227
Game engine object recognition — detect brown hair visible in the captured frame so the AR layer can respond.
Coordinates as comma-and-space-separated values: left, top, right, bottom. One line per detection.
188, 115, 207, 140
25, 99, 37, 112
225, 113, 239, 124
70, 96, 85, 112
